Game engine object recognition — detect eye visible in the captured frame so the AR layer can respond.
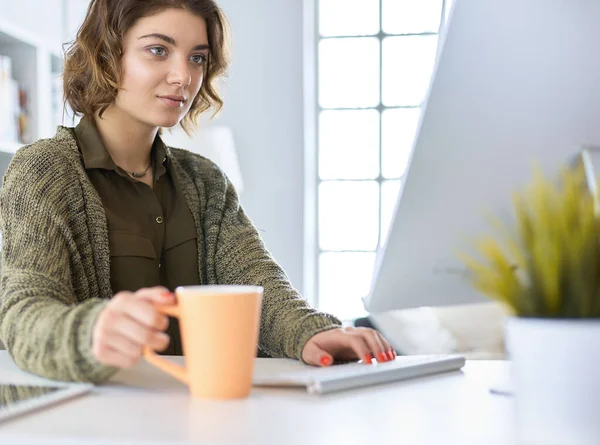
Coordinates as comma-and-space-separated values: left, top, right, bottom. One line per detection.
149, 46, 167, 57
190, 54, 207, 65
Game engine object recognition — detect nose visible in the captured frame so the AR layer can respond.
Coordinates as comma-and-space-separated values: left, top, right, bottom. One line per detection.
167, 56, 191, 88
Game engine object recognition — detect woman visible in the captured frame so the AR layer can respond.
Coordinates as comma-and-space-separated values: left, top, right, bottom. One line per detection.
0, 0, 395, 383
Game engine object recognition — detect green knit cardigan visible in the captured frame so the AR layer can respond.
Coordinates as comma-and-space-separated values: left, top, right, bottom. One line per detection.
0, 127, 341, 383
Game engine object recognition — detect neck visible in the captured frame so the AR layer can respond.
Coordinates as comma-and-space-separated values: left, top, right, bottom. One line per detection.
93, 106, 158, 173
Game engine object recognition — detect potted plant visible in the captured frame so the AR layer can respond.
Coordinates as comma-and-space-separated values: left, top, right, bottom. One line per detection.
461, 161, 600, 445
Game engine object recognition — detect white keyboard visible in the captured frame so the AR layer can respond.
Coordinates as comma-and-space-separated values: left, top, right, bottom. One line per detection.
253, 354, 466, 394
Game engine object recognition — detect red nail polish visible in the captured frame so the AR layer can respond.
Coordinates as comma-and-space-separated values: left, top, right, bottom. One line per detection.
387, 351, 394, 361
363, 354, 372, 364
378, 352, 387, 363
320, 356, 332, 367
161, 292, 174, 298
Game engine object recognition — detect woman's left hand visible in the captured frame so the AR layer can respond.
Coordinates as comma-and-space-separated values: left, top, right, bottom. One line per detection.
301, 327, 397, 367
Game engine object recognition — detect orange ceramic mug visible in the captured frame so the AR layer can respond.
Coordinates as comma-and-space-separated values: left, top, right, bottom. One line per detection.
143, 285, 263, 399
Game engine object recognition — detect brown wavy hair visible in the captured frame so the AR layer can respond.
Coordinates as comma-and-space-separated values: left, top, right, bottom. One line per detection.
62, 0, 230, 134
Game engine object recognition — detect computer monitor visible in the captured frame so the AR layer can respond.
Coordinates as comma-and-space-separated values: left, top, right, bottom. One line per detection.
364, 0, 600, 313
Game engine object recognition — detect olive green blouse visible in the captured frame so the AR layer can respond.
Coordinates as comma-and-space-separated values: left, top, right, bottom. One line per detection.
74, 118, 199, 355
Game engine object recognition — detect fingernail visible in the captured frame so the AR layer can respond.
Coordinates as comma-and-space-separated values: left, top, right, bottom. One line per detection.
363, 354, 372, 364
161, 292, 174, 299
387, 351, 394, 361
157, 333, 169, 345
378, 352, 387, 363
320, 356, 332, 367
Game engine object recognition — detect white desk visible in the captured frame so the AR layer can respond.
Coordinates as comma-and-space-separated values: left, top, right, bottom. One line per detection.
0, 351, 516, 444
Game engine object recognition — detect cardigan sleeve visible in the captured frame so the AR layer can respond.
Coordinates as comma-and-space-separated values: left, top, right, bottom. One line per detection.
211, 174, 342, 362
0, 149, 117, 383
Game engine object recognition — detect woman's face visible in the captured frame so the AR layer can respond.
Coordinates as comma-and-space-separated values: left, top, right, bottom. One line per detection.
115, 8, 209, 129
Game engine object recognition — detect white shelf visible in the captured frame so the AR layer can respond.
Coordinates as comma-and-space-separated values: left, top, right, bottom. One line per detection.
0, 141, 23, 154
0, 12, 64, 155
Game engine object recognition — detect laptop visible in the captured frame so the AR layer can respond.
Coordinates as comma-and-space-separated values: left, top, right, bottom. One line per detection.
0, 383, 93, 424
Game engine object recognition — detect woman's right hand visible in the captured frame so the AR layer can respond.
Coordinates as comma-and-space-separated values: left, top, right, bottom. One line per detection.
92, 286, 176, 368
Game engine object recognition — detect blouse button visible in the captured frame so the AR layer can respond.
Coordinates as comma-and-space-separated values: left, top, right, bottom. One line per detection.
156, 216, 163, 224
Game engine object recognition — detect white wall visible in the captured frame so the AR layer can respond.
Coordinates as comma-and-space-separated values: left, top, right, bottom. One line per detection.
209, 0, 307, 295
65, 0, 90, 42
0, 0, 63, 50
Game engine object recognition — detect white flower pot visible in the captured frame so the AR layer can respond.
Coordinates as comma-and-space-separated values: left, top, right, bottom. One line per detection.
506, 317, 600, 445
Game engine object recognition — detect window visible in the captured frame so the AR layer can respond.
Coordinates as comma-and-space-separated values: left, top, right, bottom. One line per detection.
309, 0, 453, 321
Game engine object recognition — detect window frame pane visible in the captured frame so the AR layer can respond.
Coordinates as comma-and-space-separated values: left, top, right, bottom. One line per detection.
382, 34, 439, 107
319, 251, 376, 320
318, 37, 381, 109
318, 109, 381, 180
319, 0, 380, 37
382, 0, 444, 34
311, 0, 449, 320
318, 180, 380, 251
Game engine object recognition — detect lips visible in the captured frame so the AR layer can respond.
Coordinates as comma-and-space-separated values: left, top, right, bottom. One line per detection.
158, 95, 186, 108
159, 95, 186, 103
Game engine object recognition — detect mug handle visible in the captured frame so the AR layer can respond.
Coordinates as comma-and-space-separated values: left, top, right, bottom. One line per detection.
143, 304, 189, 385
